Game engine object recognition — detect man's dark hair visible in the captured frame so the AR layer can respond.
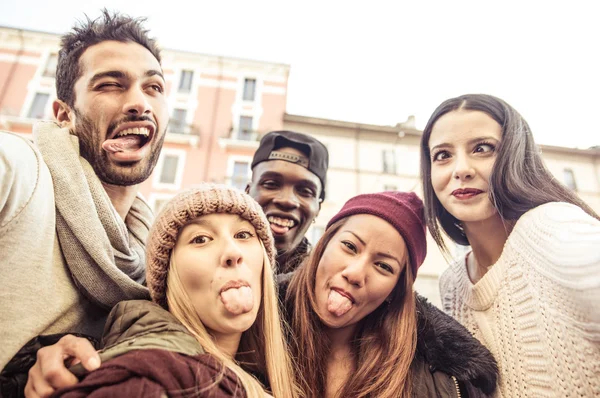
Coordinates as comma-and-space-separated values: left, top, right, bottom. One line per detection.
56, 9, 162, 107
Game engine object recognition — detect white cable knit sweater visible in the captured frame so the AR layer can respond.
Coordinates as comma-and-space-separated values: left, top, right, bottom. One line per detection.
440, 202, 600, 398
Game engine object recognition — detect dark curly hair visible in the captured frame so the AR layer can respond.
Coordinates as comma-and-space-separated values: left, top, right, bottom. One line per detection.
56, 9, 161, 107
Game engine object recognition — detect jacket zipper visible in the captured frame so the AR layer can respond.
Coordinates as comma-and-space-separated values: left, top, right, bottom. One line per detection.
451, 375, 461, 398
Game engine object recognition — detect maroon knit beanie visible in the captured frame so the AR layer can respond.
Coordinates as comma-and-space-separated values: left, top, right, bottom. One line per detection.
326, 191, 427, 279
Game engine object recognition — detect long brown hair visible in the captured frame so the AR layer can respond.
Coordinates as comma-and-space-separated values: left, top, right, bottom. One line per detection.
286, 218, 417, 398
419, 93, 600, 254
168, 241, 300, 398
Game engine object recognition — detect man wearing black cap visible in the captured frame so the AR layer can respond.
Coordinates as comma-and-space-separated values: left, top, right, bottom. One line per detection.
246, 130, 329, 274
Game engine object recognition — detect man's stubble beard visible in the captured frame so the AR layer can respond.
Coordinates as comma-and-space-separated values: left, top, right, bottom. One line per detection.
73, 109, 166, 186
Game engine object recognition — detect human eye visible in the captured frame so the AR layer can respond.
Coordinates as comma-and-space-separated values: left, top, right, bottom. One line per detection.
474, 141, 496, 154
297, 186, 316, 198
96, 81, 121, 90
341, 240, 357, 253
235, 230, 255, 240
260, 179, 279, 189
147, 81, 164, 94
431, 150, 451, 162
376, 262, 394, 274
189, 234, 212, 245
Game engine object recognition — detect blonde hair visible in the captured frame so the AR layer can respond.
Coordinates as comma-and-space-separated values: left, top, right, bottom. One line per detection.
286, 218, 417, 398
166, 241, 300, 398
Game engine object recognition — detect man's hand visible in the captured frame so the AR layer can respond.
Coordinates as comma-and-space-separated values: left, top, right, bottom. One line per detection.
24, 335, 100, 398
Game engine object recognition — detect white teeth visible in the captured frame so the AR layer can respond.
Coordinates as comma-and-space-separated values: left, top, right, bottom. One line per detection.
115, 127, 150, 138
267, 216, 295, 228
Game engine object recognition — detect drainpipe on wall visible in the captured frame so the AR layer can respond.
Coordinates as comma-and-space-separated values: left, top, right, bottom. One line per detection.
0, 29, 25, 114
202, 56, 223, 182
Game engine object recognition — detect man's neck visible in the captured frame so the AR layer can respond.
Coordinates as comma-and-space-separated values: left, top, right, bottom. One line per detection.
101, 182, 139, 221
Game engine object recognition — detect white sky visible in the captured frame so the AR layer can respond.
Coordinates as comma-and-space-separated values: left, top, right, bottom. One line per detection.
1, 0, 599, 148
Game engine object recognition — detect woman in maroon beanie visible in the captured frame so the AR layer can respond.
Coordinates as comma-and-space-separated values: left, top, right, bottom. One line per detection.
283, 191, 498, 398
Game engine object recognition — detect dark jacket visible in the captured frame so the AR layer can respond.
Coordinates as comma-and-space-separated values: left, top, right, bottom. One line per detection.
51, 300, 246, 398
280, 278, 497, 398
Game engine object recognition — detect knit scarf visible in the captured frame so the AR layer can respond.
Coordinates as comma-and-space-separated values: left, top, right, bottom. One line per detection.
34, 121, 151, 310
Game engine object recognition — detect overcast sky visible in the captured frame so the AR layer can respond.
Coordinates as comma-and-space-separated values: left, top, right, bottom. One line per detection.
2, 0, 598, 148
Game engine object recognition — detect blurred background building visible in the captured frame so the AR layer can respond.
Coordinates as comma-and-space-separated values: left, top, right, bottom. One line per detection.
2, 25, 600, 306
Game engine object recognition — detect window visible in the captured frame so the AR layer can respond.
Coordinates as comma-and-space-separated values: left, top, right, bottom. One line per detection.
563, 168, 577, 190
153, 198, 171, 214
27, 93, 50, 119
178, 70, 193, 92
159, 155, 180, 184
382, 149, 396, 174
383, 184, 398, 192
231, 161, 250, 191
243, 78, 256, 101
238, 116, 253, 140
170, 108, 187, 134
43, 54, 58, 78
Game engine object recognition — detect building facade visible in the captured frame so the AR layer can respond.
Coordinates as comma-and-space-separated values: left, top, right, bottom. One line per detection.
0, 26, 288, 214
2, 26, 599, 306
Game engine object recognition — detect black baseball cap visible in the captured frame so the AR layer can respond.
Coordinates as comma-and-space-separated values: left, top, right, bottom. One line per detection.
251, 130, 329, 200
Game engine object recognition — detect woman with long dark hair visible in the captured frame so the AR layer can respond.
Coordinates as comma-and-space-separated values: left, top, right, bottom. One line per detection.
420, 93, 600, 397
285, 191, 498, 398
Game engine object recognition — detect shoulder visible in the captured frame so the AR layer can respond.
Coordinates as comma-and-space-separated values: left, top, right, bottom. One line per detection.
0, 131, 49, 228
100, 300, 202, 358
415, 294, 498, 395
510, 202, 600, 285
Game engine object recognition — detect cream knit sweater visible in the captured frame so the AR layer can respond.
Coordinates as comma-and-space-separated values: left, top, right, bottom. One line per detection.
440, 202, 600, 398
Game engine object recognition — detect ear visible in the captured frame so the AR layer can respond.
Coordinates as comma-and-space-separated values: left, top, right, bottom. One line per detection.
53, 99, 74, 129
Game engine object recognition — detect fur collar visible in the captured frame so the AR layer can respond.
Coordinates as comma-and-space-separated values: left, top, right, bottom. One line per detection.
415, 294, 498, 394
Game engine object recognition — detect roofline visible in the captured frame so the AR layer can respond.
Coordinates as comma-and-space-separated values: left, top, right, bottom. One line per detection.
284, 113, 422, 137
0, 25, 290, 69
285, 113, 600, 156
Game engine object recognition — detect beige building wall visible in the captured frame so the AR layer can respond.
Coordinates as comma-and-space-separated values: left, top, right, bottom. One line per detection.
283, 113, 600, 307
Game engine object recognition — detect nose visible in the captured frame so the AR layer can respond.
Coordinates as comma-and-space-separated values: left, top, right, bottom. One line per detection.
122, 86, 152, 116
452, 154, 475, 180
221, 238, 244, 268
341, 258, 367, 288
272, 186, 300, 211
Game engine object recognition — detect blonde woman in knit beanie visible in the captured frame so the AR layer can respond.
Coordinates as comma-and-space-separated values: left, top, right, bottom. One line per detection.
53, 184, 300, 398
420, 94, 600, 397
283, 191, 498, 398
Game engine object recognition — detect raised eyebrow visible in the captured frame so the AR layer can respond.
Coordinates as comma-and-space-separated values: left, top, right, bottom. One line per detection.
343, 230, 366, 246
145, 69, 165, 81
467, 136, 499, 145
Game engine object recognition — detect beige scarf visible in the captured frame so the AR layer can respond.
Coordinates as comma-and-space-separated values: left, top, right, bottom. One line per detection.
34, 121, 151, 310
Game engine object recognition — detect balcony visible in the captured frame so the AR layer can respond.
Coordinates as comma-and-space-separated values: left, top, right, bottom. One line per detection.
218, 129, 261, 150
165, 121, 200, 146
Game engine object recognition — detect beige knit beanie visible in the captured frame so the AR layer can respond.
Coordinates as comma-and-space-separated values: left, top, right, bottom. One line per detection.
146, 183, 276, 309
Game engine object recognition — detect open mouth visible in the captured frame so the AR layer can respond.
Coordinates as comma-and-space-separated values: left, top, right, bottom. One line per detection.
267, 215, 298, 235
102, 124, 155, 162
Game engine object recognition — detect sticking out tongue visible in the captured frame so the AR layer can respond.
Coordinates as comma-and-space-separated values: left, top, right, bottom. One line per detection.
270, 222, 290, 235
220, 286, 254, 315
102, 135, 144, 154
327, 289, 353, 317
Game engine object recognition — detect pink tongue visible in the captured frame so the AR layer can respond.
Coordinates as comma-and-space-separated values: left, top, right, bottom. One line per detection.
220, 286, 254, 315
270, 222, 290, 234
102, 136, 143, 153
327, 290, 353, 317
